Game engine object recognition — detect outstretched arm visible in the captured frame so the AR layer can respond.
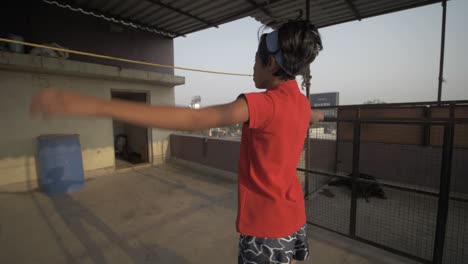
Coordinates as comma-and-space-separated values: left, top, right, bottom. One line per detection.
30, 89, 250, 131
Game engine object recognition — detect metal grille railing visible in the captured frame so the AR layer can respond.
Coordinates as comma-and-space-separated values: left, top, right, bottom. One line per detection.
299, 101, 468, 264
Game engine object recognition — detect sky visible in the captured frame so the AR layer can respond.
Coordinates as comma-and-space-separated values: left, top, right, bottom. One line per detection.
174, 0, 468, 107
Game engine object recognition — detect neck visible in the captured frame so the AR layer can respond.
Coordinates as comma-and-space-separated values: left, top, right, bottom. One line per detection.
266, 78, 286, 89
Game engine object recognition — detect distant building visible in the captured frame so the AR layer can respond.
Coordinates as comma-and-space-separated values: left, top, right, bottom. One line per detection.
189, 95, 201, 109
310, 92, 339, 118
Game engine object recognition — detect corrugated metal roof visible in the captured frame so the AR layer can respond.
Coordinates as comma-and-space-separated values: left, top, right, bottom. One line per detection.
49, 0, 444, 38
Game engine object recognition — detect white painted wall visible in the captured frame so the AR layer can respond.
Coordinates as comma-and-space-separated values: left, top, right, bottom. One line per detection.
0, 52, 184, 188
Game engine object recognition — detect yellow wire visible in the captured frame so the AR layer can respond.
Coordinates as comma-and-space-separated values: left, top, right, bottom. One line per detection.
0, 37, 253, 77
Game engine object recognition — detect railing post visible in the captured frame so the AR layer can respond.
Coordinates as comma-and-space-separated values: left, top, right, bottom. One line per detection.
433, 112, 455, 263
350, 119, 361, 237
304, 50, 312, 198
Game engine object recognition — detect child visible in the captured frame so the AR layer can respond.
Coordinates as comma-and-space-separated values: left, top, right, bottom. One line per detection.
30, 20, 323, 264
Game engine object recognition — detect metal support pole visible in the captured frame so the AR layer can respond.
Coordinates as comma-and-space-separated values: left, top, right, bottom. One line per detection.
350, 118, 361, 237
305, 87, 311, 198
432, 120, 454, 263
437, 0, 447, 102
304, 0, 311, 197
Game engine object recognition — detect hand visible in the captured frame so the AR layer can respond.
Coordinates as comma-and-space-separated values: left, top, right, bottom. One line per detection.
316, 110, 325, 121
310, 110, 324, 123
30, 88, 103, 117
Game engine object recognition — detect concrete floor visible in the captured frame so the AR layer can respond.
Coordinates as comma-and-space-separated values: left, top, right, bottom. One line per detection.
115, 158, 135, 169
115, 158, 147, 170
0, 162, 419, 264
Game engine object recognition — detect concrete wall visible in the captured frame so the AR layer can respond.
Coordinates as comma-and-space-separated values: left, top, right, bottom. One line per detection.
335, 142, 468, 194
312, 140, 468, 194
170, 134, 241, 174
0, 0, 174, 74
0, 51, 184, 187
338, 107, 468, 147
169, 134, 468, 194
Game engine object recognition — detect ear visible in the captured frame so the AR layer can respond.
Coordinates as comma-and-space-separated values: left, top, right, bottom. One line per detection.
266, 55, 281, 74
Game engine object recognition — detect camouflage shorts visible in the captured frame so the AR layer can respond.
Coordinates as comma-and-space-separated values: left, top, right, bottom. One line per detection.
238, 224, 309, 264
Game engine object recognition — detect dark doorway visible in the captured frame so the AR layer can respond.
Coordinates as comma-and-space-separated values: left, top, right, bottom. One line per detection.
111, 91, 150, 169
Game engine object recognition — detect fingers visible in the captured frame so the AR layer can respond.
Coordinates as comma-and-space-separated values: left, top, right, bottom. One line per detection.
30, 89, 61, 116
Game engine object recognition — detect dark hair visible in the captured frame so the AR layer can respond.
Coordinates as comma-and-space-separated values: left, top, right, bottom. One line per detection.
257, 20, 323, 91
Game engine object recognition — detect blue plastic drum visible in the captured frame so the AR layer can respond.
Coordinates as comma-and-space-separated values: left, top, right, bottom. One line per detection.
37, 134, 84, 195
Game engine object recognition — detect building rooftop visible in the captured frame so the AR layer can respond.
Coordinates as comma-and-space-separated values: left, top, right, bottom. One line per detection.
0, 162, 417, 263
